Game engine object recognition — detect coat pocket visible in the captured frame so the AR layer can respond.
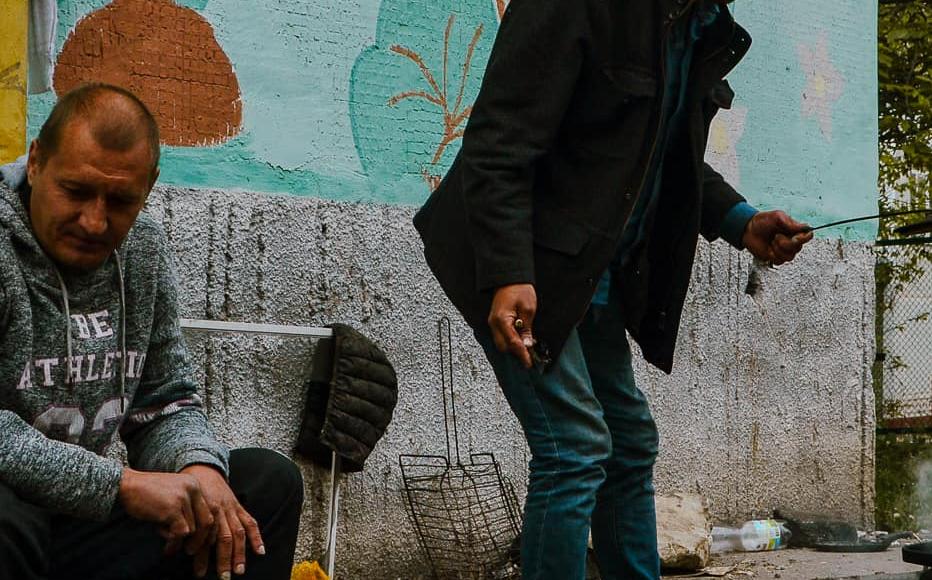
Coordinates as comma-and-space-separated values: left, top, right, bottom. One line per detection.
571, 64, 658, 158
601, 64, 659, 100
533, 210, 589, 256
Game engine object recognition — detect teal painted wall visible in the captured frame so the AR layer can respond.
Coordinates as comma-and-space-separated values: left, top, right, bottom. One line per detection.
27, 0, 878, 238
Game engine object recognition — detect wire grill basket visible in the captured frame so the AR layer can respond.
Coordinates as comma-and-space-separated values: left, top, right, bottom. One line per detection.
400, 318, 522, 580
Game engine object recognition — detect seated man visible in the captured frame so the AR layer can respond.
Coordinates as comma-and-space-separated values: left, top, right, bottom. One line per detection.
0, 83, 303, 580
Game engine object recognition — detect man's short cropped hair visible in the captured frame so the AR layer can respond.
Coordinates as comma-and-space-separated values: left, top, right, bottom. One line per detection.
35, 83, 161, 171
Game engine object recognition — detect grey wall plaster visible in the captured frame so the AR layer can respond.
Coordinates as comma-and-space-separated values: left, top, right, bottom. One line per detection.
145, 186, 875, 578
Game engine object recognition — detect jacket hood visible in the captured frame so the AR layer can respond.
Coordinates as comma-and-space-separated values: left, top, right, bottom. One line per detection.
0, 155, 46, 260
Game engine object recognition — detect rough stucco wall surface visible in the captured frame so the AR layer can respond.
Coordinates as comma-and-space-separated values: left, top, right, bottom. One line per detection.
145, 185, 875, 579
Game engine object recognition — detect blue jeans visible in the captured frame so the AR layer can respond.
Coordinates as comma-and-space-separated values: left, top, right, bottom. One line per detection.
476, 302, 660, 580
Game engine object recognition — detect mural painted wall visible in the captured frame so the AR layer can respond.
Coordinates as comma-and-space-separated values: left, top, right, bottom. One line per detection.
26, 0, 877, 238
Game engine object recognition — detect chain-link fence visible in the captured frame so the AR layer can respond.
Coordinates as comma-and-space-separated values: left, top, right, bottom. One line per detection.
879, 242, 932, 427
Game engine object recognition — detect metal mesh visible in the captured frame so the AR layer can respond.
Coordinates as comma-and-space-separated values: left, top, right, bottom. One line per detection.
400, 454, 522, 580
399, 318, 522, 580
881, 247, 932, 423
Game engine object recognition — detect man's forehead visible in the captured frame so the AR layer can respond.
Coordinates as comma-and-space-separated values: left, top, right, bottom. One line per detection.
40, 127, 153, 193
49, 119, 154, 171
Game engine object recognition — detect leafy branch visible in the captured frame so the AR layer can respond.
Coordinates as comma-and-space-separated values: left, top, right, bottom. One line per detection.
496, 0, 509, 19
876, 1, 932, 334
388, 14, 484, 188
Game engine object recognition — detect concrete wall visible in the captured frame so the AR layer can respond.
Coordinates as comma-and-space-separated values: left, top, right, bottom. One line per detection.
146, 185, 875, 578
21, 0, 880, 576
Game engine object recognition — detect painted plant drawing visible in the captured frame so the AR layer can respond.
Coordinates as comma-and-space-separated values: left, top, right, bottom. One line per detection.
388, 14, 484, 190
349, 0, 498, 201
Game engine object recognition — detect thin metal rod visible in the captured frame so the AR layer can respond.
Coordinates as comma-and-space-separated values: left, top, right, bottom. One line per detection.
807, 209, 931, 232
438, 317, 461, 466
325, 452, 341, 579
179, 318, 333, 337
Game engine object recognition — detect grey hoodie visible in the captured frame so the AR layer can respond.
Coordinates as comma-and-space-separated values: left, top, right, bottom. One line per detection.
0, 158, 228, 521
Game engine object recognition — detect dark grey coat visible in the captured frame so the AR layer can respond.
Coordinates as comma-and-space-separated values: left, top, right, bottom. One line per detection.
414, 0, 751, 372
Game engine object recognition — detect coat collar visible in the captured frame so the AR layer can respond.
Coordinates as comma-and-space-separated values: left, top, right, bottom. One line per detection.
657, 0, 699, 26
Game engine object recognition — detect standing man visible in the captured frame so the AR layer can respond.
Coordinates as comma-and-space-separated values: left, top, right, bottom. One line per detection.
414, 1, 812, 579
0, 83, 303, 580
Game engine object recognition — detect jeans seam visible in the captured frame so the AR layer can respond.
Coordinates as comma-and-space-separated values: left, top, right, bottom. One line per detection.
529, 376, 560, 580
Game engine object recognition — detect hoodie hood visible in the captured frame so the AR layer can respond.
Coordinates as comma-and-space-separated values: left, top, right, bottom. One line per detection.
0, 154, 27, 192
0, 154, 45, 259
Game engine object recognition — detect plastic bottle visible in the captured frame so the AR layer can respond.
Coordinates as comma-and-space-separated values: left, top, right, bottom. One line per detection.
711, 519, 793, 553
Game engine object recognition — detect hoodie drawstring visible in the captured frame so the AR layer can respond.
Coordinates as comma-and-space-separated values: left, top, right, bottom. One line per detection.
54, 269, 74, 389
55, 250, 128, 412
114, 250, 127, 413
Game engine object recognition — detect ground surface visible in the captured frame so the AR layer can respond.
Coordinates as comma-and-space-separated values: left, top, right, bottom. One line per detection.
662, 546, 926, 579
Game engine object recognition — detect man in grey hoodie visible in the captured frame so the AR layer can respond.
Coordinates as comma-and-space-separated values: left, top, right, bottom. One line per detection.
0, 83, 303, 580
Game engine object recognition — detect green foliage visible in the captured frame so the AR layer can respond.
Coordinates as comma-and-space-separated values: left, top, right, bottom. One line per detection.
875, 0, 932, 412
874, 430, 932, 531
878, 0, 932, 244
875, 0, 932, 531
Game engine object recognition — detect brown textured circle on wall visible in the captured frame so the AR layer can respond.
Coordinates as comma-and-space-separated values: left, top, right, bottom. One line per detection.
54, 0, 242, 147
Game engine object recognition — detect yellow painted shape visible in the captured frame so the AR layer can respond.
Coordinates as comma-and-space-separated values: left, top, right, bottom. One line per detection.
291, 560, 330, 580
0, 0, 28, 164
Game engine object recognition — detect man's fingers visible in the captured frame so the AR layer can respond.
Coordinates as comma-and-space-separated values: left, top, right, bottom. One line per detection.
158, 525, 174, 540
487, 284, 537, 368
795, 231, 814, 244
489, 316, 533, 368
164, 536, 183, 557
238, 506, 265, 556
772, 232, 809, 263
489, 315, 514, 353
193, 545, 210, 578
178, 479, 199, 535
169, 511, 191, 540
775, 211, 810, 234
216, 511, 234, 579
186, 496, 215, 556
507, 334, 533, 369
228, 508, 248, 576
194, 493, 214, 530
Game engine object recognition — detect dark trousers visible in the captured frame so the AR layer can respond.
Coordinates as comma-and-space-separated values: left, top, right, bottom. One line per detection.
0, 448, 304, 580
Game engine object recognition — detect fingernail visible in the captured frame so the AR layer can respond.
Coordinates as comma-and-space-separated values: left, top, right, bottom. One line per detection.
235, 564, 245, 575
258, 545, 266, 555
522, 337, 534, 348
221, 573, 231, 580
